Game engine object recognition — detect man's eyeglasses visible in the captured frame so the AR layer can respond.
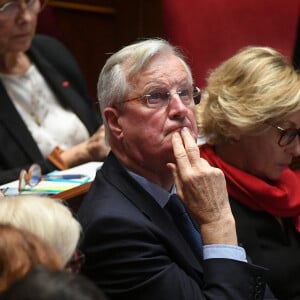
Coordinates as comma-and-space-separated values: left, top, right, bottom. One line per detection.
120, 86, 201, 109
0, 0, 46, 19
269, 123, 300, 146
18, 163, 42, 192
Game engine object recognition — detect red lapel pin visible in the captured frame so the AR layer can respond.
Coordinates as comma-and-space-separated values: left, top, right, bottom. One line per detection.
62, 81, 70, 87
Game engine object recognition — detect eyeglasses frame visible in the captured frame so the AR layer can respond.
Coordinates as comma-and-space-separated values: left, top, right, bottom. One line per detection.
268, 123, 300, 147
0, 0, 46, 18
18, 163, 42, 193
120, 86, 201, 108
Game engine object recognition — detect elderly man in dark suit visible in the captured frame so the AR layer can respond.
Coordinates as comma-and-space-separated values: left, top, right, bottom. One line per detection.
77, 38, 267, 300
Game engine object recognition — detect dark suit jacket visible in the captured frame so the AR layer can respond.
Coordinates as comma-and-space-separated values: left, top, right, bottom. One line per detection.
77, 152, 267, 300
0, 34, 101, 184
230, 197, 300, 300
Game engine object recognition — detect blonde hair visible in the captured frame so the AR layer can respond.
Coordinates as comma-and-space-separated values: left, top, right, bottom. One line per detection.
197, 46, 300, 144
0, 196, 81, 265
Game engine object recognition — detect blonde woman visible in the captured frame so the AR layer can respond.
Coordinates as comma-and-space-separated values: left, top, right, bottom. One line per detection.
197, 46, 300, 299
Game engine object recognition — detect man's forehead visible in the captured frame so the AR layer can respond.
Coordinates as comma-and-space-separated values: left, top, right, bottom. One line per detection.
133, 55, 189, 78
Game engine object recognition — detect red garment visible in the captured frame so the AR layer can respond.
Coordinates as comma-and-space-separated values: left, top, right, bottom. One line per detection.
200, 144, 300, 232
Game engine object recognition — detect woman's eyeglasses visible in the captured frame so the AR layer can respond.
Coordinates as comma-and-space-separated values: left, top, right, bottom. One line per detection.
0, 0, 46, 19
269, 124, 300, 146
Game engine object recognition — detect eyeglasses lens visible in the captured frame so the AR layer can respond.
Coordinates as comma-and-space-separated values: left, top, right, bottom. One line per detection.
193, 87, 201, 104
280, 129, 298, 146
27, 164, 42, 186
18, 164, 42, 193
0, 0, 45, 18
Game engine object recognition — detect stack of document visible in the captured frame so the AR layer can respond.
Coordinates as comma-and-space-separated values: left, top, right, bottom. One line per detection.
0, 162, 103, 196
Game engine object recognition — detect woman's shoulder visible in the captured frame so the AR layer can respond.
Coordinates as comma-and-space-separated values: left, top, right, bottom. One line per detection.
29, 34, 84, 83
31, 34, 71, 58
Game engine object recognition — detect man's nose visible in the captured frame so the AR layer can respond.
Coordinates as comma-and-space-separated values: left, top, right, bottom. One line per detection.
168, 93, 189, 118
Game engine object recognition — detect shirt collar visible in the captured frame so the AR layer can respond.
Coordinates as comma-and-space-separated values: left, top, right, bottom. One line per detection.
126, 169, 173, 208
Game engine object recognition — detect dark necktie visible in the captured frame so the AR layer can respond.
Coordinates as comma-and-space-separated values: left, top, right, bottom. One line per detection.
166, 194, 203, 261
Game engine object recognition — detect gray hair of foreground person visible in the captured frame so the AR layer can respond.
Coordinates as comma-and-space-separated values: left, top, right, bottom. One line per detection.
0, 265, 109, 300
97, 38, 194, 143
197, 46, 300, 145
0, 195, 81, 265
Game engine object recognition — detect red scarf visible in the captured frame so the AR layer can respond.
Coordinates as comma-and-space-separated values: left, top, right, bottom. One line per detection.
200, 144, 300, 233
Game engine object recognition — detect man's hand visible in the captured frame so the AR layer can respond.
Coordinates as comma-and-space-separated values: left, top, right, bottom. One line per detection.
167, 127, 237, 245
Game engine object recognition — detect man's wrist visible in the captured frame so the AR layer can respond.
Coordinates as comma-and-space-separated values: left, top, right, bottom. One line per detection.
200, 216, 238, 245
203, 244, 247, 262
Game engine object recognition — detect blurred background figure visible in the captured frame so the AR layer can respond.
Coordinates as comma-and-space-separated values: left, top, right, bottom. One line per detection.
0, 0, 110, 185
0, 195, 81, 267
197, 45, 300, 299
0, 265, 109, 300
0, 224, 63, 293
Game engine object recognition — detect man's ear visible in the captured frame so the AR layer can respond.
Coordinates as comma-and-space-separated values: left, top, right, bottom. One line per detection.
103, 107, 123, 139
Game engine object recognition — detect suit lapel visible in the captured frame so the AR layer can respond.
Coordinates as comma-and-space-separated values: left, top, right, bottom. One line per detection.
0, 82, 44, 161
28, 46, 96, 135
102, 153, 204, 280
